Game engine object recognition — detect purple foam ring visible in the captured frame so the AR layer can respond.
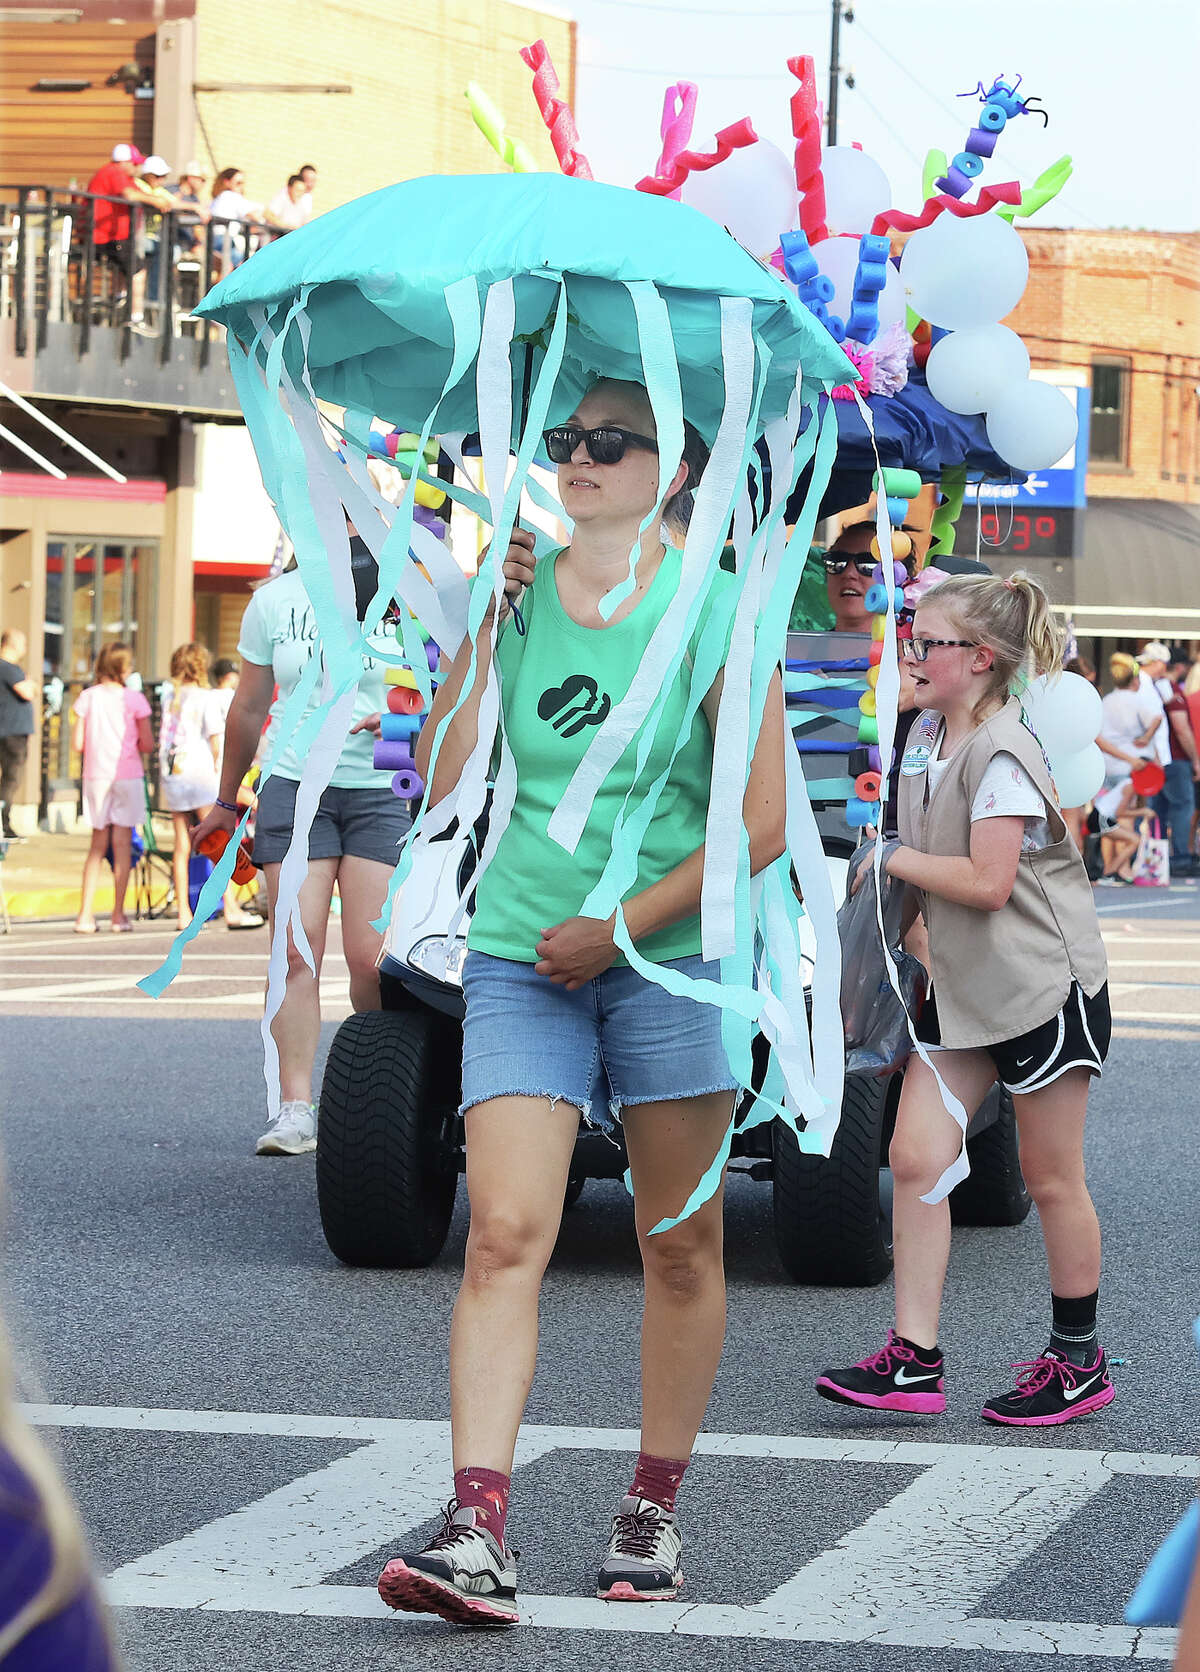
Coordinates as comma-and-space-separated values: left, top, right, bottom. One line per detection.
391, 769, 424, 798
374, 739, 415, 772
425, 642, 440, 672
966, 124, 998, 158
935, 166, 971, 199
891, 559, 909, 585
867, 745, 882, 772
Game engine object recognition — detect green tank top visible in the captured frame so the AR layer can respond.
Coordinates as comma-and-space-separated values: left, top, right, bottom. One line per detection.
468, 546, 737, 964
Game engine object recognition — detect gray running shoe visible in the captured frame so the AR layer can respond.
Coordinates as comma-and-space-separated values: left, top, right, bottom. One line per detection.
254, 1100, 316, 1156
378, 1503, 518, 1626
596, 1493, 683, 1601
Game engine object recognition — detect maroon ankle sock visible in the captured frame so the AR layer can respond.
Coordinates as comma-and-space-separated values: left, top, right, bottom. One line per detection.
630, 1451, 690, 1513
453, 1466, 511, 1542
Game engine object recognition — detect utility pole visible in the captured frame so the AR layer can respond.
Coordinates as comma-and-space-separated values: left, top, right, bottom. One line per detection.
828, 0, 842, 146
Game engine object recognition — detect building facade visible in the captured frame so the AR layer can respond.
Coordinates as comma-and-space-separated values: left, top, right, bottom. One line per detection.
0, 0, 575, 828
1001, 228, 1200, 654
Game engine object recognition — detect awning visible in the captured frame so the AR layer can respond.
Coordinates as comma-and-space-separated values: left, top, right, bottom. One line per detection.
1013, 500, 1200, 639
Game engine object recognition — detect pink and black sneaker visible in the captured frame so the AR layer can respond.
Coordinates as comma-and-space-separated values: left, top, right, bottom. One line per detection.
981, 1347, 1115, 1426
816, 1329, 946, 1414
377, 1502, 519, 1626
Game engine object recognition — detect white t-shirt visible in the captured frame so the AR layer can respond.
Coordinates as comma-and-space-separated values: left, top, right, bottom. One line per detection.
926, 739, 1051, 851
268, 188, 310, 230
237, 569, 397, 789
1137, 672, 1171, 766
209, 189, 256, 228
1100, 686, 1160, 778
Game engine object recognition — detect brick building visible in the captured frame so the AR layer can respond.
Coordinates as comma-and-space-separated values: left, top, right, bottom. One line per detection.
0, 0, 574, 829
1002, 228, 1200, 653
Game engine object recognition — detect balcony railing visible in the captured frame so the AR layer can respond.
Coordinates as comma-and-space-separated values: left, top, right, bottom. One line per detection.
0, 185, 278, 411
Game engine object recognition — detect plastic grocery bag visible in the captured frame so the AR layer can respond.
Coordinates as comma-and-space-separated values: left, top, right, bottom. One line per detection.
1131, 815, 1169, 887
838, 843, 927, 1076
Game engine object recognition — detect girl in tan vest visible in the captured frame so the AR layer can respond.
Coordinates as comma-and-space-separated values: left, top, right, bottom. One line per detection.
818, 572, 1113, 1427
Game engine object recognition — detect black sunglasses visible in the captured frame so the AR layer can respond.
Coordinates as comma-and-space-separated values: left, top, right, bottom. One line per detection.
543, 425, 658, 465
823, 555, 877, 578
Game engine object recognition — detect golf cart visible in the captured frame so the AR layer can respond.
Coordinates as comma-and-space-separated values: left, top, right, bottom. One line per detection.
317, 631, 1030, 1285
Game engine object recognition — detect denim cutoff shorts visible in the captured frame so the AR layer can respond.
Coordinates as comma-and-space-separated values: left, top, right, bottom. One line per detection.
460, 950, 739, 1129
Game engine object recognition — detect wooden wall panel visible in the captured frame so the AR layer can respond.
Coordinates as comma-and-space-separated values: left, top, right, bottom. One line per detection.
0, 23, 155, 189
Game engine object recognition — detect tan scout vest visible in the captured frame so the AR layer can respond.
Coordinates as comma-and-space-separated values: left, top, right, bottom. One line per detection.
897, 697, 1108, 1049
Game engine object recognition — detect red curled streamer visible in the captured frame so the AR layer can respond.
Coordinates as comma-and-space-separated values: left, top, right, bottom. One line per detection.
635, 116, 757, 197
788, 55, 828, 244
870, 179, 1022, 238
520, 39, 593, 179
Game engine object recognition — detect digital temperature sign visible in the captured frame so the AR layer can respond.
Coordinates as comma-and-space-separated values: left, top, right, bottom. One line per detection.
977, 507, 1078, 559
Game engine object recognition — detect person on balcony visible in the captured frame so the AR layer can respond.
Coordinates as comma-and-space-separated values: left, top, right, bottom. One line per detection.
266, 174, 309, 235
208, 168, 266, 272
84, 143, 164, 327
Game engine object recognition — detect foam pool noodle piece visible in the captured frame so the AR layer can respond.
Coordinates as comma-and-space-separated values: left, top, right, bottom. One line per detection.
859, 690, 877, 718
876, 466, 922, 499
391, 769, 424, 798
788, 54, 828, 242
866, 665, 880, 689
426, 641, 441, 673
520, 38, 594, 178
885, 496, 908, 524
871, 614, 887, 641
868, 639, 884, 666
967, 125, 998, 158
381, 711, 421, 741
950, 150, 984, 179
635, 115, 757, 197
855, 771, 882, 801
846, 796, 875, 827
929, 463, 967, 557
845, 232, 891, 342
387, 685, 424, 716
858, 715, 879, 744
385, 665, 419, 688
465, 81, 537, 173
374, 739, 416, 771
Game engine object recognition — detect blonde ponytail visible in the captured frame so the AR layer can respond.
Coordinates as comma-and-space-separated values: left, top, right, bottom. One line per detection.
919, 568, 1064, 716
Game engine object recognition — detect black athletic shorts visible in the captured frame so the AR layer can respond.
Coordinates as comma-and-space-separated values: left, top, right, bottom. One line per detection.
915, 981, 1111, 1095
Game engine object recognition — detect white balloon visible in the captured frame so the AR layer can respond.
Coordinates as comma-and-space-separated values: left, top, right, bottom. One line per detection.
1021, 671, 1103, 758
985, 380, 1079, 472
924, 324, 1031, 416
1048, 744, 1105, 809
813, 234, 906, 335
820, 145, 892, 236
900, 212, 1029, 329
682, 139, 798, 259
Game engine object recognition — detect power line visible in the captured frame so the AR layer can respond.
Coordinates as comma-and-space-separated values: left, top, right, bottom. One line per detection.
580, 0, 825, 11
845, 83, 927, 173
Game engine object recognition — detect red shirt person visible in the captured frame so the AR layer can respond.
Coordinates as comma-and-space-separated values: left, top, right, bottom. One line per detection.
83, 143, 163, 321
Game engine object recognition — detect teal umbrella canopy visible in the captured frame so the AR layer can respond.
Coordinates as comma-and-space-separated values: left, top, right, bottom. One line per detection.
195, 171, 852, 442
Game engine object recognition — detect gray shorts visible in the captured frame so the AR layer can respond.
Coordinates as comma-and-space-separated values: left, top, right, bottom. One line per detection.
252, 776, 411, 868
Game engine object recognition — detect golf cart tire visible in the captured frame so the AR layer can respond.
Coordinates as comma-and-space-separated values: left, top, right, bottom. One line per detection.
949, 1088, 1032, 1226
772, 1073, 893, 1287
318, 1009, 458, 1268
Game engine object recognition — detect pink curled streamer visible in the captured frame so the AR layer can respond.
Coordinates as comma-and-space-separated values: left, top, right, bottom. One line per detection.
654, 82, 698, 201
869, 179, 1022, 238
635, 116, 757, 198
519, 39, 594, 179
788, 55, 827, 244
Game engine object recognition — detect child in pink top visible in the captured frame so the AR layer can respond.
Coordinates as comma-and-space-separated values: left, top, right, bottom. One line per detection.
71, 642, 153, 933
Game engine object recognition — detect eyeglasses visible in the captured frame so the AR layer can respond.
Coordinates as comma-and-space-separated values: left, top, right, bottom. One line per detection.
543, 425, 658, 465
901, 636, 978, 662
823, 555, 877, 578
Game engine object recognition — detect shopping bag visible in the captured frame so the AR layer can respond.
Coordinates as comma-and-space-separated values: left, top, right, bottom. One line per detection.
838, 847, 926, 1076
1131, 816, 1169, 887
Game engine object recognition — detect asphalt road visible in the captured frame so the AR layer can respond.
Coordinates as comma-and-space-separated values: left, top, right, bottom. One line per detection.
1, 886, 1198, 1671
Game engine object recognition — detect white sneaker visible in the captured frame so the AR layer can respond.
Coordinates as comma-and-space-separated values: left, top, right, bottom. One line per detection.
255, 1100, 317, 1156
596, 1493, 684, 1601
378, 1503, 519, 1626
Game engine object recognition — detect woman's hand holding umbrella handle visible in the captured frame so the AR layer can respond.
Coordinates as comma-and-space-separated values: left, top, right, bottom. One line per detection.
501, 526, 537, 616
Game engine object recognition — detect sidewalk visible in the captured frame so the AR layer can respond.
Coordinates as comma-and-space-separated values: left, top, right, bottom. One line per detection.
0, 824, 172, 922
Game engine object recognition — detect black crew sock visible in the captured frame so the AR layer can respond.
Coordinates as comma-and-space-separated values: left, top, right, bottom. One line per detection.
1049, 1290, 1099, 1366
898, 1335, 942, 1366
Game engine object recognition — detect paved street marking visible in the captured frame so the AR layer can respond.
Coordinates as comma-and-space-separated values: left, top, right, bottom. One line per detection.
27, 1405, 1186, 1659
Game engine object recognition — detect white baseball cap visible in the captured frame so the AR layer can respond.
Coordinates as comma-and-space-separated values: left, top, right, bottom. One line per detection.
1136, 641, 1171, 664
141, 155, 170, 176
111, 143, 145, 164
